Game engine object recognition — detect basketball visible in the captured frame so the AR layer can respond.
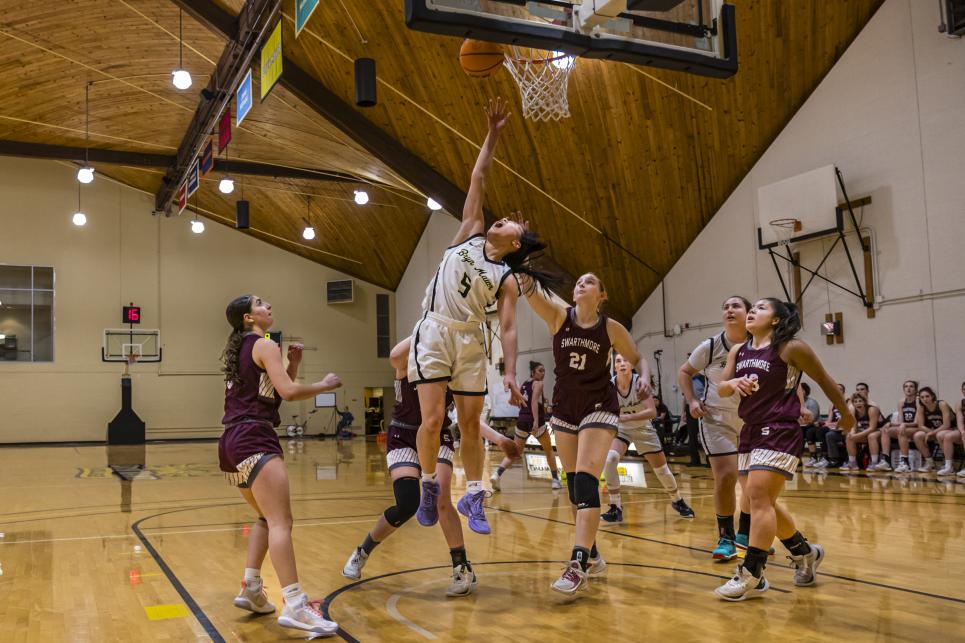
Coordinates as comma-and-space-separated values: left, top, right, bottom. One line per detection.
459, 39, 505, 77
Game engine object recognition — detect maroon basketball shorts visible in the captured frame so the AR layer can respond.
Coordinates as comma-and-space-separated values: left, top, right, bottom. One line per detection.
738, 421, 803, 479
550, 400, 619, 435
219, 421, 284, 488
515, 417, 548, 440
386, 420, 455, 471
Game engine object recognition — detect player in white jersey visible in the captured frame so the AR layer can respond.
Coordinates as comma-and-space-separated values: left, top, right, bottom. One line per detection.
408, 97, 557, 536
678, 296, 755, 562
602, 354, 695, 523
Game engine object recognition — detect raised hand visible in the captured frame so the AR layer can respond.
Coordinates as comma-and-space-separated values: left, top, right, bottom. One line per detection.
320, 373, 342, 391
485, 96, 512, 133
287, 343, 304, 365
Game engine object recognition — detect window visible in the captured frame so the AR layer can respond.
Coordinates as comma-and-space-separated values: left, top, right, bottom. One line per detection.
376, 294, 390, 358
0, 265, 54, 362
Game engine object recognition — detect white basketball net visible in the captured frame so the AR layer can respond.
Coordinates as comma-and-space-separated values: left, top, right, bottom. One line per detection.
503, 47, 576, 122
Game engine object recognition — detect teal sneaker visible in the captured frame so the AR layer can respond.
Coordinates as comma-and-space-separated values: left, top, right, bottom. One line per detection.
735, 533, 775, 555
712, 537, 738, 561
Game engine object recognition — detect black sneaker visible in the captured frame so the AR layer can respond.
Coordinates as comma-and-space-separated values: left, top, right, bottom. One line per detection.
601, 504, 624, 523
671, 498, 695, 519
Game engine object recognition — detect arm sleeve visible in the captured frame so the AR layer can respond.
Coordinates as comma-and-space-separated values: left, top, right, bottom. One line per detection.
687, 339, 711, 371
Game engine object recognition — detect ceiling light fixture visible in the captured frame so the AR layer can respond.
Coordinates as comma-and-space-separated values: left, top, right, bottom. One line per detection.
72, 182, 87, 227
77, 82, 94, 184
172, 10, 192, 90
302, 198, 315, 240
426, 197, 442, 211
354, 190, 369, 205
191, 217, 205, 234
218, 177, 234, 194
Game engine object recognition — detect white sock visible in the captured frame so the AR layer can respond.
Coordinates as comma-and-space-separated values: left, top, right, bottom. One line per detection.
244, 568, 261, 585
421, 471, 437, 484
609, 490, 622, 509
870, 455, 879, 465
848, 456, 857, 465
653, 464, 682, 501
467, 480, 483, 495
946, 459, 954, 468
603, 449, 622, 490
282, 582, 305, 608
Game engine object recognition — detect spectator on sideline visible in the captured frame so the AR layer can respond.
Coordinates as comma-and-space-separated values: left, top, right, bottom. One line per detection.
800, 383, 824, 468
821, 383, 848, 468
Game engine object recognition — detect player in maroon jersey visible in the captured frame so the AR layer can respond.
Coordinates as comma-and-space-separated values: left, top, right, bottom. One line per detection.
490, 361, 563, 491
714, 298, 853, 601
219, 295, 342, 635
341, 337, 519, 595
522, 272, 650, 595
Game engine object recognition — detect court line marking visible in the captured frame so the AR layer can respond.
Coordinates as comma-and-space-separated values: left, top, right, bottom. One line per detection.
494, 506, 965, 605
323, 560, 787, 642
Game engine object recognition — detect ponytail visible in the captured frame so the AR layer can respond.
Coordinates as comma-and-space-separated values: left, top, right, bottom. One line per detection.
529, 360, 542, 374
221, 295, 253, 386
763, 298, 801, 349
503, 230, 563, 295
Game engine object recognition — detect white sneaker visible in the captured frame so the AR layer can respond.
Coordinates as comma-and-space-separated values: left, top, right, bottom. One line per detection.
714, 565, 769, 601
957, 468, 965, 478
445, 564, 478, 597
839, 462, 858, 471
551, 561, 588, 594
894, 462, 911, 473
872, 460, 892, 472
789, 543, 824, 587
803, 457, 816, 468
917, 462, 934, 473
342, 547, 368, 580
937, 464, 956, 476
586, 555, 607, 576
490, 471, 501, 492
551, 477, 563, 490
814, 458, 829, 469
277, 597, 338, 636
233, 581, 276, 614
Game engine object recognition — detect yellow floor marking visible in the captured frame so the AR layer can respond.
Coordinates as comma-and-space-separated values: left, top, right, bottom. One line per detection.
144, 604, 189, 621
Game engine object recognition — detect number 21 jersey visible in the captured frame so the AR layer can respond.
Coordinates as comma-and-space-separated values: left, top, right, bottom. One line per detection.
421, 234, 514, 323
552, 308, 619, 422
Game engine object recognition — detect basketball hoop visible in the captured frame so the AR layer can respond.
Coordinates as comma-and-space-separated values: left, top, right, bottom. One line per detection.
769, 218, 803, 247
503, 46, 575, 122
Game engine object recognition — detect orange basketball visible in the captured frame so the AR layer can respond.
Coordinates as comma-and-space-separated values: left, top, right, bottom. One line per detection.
459, 39, 505, 78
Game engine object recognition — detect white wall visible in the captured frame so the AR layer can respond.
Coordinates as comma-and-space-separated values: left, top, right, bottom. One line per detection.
632, 0, 965, 417
0, 157, 394, 442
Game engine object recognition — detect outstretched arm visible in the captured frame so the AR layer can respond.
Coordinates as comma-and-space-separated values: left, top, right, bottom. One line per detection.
785, 340, 854, 432
253, 338, 341, 402
498, 280, 524, 407
518, 274, 568, 335
452, 97, 511, 247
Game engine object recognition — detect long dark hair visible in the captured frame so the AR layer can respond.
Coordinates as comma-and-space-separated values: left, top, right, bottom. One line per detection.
724, 294, 752, 311
919, 386, 937, 404
529, 360, 542, 375
222, 295, 253, 386
762, 298, 801, 349
504, 230, 563, 294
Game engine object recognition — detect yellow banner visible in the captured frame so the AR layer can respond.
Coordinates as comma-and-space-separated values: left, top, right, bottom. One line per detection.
260, 20, 283, 100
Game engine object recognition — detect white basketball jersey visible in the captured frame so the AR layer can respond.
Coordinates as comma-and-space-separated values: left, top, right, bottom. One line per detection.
614, 373, 651, 430
688, 332, 739, 411
421, 234, 513, 323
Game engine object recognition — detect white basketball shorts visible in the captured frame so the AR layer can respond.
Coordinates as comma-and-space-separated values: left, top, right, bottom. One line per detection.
408, 312, 487, 395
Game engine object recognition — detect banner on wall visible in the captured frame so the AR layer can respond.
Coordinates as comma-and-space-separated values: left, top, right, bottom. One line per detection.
177, 181, 187, 214
186, 158, 200, 197
236, 69, 252, 125
260, 21, 283, 100
199, 137, 214, 176
218, 109, 232, 152
295, 0, 320, 37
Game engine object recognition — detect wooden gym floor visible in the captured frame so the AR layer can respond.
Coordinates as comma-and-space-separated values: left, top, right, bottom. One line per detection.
1, 438, 963, 642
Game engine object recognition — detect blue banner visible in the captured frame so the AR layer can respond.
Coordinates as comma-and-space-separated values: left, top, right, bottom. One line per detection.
186, 158, 199, 197
295, 0, 320, 37
236, 69, 252, 125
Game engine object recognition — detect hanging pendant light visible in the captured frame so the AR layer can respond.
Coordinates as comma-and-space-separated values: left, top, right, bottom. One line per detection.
77, 82, 94, 184
302, 198, 315, 240
72, 182, 87, 226
172, 10, 192, 90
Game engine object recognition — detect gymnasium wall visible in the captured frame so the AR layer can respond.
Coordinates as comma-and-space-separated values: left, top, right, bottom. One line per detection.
0, 157, 394, 443
632, 0, 965, 417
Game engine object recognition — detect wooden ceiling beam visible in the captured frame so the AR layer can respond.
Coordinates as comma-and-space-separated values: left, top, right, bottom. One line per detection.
0, 140, 363, 182
156, 0, 281, 212
175, 1, 601, 322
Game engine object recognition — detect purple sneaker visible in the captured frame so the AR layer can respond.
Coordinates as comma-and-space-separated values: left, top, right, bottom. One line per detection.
456, 490, 491, 535
417, 480, 440, 527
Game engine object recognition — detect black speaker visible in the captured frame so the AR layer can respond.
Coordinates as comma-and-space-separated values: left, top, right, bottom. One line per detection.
236, 200, 250, 229
355, 58, 377, 107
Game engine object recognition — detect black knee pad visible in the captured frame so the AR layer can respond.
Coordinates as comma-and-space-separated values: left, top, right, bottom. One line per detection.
565, 472, 577, 505
383, 477, 420, 527
574, 471, 601, 510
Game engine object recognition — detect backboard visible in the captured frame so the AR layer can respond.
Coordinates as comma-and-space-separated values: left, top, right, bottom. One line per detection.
102, 329, 162, 363
756, 165, 844, 249
405, 0, 737, 78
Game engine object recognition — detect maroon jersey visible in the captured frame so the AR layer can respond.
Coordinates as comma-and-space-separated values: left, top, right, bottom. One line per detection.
734, 341, 801, 425
923, 403, 946, 429
552, 308, 619, 421
854, 406, 875, 430
900, 399, 918, 424
222, 334, 282, 427
518, 379, 545, 425
393, 376, 452, 428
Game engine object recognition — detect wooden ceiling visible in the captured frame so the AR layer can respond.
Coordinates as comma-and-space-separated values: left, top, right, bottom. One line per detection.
0, 0, 884, 317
